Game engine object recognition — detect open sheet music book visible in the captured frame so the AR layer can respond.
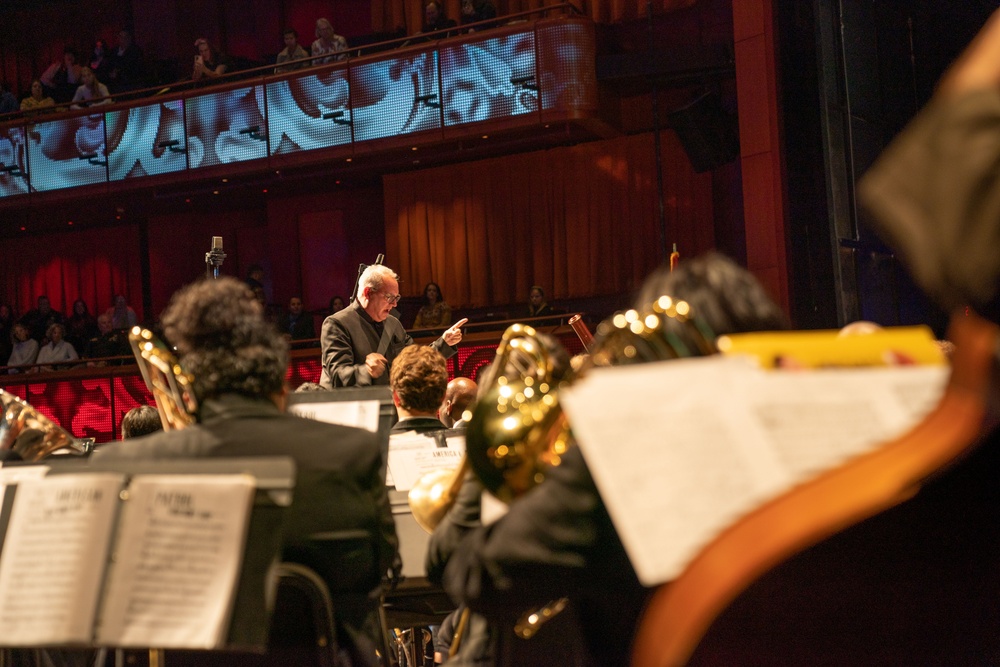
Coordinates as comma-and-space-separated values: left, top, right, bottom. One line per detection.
0, 473, 255, 648
387, 431, 465, 491
562, 354, 948, 586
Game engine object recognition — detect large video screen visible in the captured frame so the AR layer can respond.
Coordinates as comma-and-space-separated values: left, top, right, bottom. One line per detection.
107, 100, 188, 180
439, 31, 538, 126
0, 124, 30, 198
267, 70, 353, 155
536, 22, 596, 111
184, 85, 268, 169
25, 114, 109, 192
350, 53, 441, 142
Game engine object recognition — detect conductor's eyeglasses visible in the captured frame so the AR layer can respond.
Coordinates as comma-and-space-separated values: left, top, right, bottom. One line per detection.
381, 292, 402, 304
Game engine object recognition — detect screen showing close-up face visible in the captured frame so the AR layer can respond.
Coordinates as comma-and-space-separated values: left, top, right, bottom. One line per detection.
184, 85, 269, 169
439, 31, 538, 126
106, 100, 188, 180
25, 114, 109, 192
0, 124, 30, 198
350, 53, 442, 142
267, 69, 353, 155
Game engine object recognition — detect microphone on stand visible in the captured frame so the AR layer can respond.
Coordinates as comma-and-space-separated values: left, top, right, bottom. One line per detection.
205, 236, 226, 279
350, 252, 385, 303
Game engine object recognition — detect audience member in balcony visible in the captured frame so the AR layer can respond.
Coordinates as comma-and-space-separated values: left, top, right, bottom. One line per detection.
33, 323, 78, 372
329, 295, 346, 315
84, 313, 129, 366
71, 67, 111, 109
191, 37, 231, 82
311, 18, 349, 64
0, 83, 17, 116
413, 281, 452, 329
277, 296, 316, 346
20, 80, 54, 112
275, 27, 309, 74
527, 285, 558, 318
121, 405, 163, 439
0, 304, 15, 368
460, 0, 498, 31
6, 323, 38, 374
422, 1, 458, 35
89, 39, 113, 83
108, 30, 144, 92
66, 299, 98, 352
40, 48, 82, 104
105, 294, 137, 331
21, 295, 65, 344
246, 264, 265, 292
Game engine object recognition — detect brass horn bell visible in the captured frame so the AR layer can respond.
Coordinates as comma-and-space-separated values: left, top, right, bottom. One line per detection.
0, 390, 93, 461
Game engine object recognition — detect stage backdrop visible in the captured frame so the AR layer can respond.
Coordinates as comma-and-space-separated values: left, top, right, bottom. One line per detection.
384, 130, 715, 308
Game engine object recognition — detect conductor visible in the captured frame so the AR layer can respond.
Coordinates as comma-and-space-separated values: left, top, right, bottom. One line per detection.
320, 264, 466, 387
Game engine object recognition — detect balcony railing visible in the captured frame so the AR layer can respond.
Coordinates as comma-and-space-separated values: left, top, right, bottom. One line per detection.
0, 12, 596, 204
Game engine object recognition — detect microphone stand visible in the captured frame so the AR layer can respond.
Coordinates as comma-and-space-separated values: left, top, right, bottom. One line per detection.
350, 252, 384, 303
205, 245, 227, 279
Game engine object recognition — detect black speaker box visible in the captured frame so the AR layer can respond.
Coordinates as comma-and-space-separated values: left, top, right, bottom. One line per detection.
667, 91, 740, 173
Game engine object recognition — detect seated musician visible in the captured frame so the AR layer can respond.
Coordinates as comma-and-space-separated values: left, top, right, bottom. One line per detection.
93, 277, 400, 666
427, 253, 788, 665
390, 344, 449, 433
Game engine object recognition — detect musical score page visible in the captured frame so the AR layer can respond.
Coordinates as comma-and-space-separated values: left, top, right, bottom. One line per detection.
289, 400, 381, 432
0, 473, 124, 645
387, 432, 465, 491
96, 474, 255, 648
561, 356, 948, 586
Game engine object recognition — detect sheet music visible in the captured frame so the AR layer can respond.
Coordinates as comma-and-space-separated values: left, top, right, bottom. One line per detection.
387, 432, 465, 491
0, 473, 124, 645
289, 400, 381, 432
561, 356, 948, 586
0, 464, 50, 508
96, 474, 256, 648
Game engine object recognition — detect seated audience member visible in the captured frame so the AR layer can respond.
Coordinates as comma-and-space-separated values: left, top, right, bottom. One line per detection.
276, 296, 315, 345
108, 30, 144, 92
93, 277, 400, 666
71, 66, 111, 109
191, 37, 230, 82
329, 295, 346, 315
527, 285, 556, 317
66, 298, 98, 351
21, 295, 66, 344
389, 344, 449, 433
311, 18, 348, 64
246, 264, 265, 292
34, 323, 78, 372
428, 253, 788, 665
413, 281, 452, 329
0, 83, 17, 115
84, 313, 130, 365
0, 304, 14, 368
6, 323, 39, 374
105, 294, 137, 330
438, 376, 477, 428
120, 405, 163, 439
275, 28, 309, 73
320, 264, 464, 388
89, 39, 113, 82
20, 79, 54, 112
460, 0, 498, 30
40, 48, 82, 103
422, 1, 458, 34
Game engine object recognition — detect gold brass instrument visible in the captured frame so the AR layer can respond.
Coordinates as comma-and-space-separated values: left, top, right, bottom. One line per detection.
129, 326, 197, 431
0, 390, 93, 461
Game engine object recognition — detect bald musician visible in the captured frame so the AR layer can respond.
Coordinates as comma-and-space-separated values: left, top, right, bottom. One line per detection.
320, 264, 466, 388
439, 376, 477, 428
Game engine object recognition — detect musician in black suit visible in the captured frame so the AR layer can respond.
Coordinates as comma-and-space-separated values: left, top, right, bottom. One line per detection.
319, 264, 465, 388
389, 344, 448, 433
92, 277, 399, 667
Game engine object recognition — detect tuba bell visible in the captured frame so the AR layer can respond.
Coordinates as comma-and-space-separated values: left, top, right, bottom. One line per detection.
0, 390, 93, 461
129, 326, 197, 430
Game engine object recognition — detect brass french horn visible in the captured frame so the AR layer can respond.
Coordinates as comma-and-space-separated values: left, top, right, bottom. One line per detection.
0, 390, 93, 461
129, 326, 197, 430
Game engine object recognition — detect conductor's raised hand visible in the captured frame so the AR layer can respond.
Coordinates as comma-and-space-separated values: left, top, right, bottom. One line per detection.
365, 352, 388, 379
443, 318, 468, 346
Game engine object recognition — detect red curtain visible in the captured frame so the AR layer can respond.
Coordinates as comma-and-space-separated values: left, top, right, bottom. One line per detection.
384, 130, 715, 307
0, 225, 143, 322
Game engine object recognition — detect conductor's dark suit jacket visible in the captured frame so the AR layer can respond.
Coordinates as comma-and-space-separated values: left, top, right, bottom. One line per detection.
92, 393, 399, 667
319, 301, 456, 388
